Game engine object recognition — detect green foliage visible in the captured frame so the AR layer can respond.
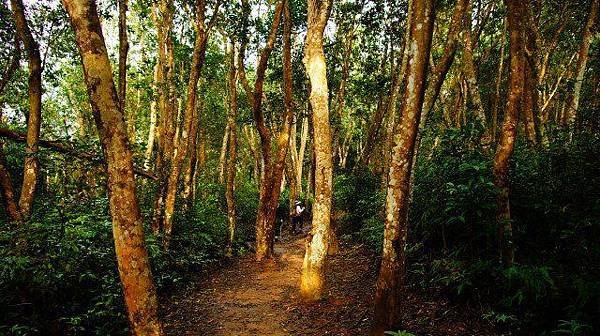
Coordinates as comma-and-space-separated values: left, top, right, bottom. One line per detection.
384, 330, 416, 336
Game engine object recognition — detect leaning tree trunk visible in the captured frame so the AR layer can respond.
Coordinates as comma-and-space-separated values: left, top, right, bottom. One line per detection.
566, 0, 598, 138
300, 0, 334, 302
372, 0, 435, 332
62, 0, 162, 334
492, 0, 527, 267
11, 0, 42, 220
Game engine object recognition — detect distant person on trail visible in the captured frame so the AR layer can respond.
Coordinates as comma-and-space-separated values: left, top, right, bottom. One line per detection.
291, 200, 305, 234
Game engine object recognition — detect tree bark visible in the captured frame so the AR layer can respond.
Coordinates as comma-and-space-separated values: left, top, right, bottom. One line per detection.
566, 0, 598, 137
493, 0, 527, 267
62, 0, 162, 333
0, 38, 22, 223
491, 19, 506, 143
225, 40, 238, 257
118, 0, 128, 122
11, 0, 42, 219
162, 0, 219, 247
151, 0, 176, 235
300, 0, 334, 301
421, 0, 467, 124
372, 0, 435, 332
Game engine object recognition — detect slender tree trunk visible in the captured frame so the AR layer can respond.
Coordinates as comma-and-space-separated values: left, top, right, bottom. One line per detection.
491, 19, 506, 143
151, 0, 176, 235
62, 0, 162, 333
11, 0, 42, 219
372, 0, 435, 332
421, 0, 467, 123
300, 0, 334, 301
218, 124, 229, 183
461, 0, 487, 130
493, 0, 527, 267
182, 94, 203, 207
118, 0, 128, 119
162, 0, 219, 247
144, 65, 159, 169
225, 40, 238, 257
297, 115, 308, 195
566, 0, 598, 137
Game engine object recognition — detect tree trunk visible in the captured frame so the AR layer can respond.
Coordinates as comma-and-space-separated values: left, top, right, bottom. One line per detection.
491, 19, 506, 143
372, 0, 435, 332
11, 0, 42, 220
162, 0, 219, 247
151, 0, 176, 235
0, 39, 22, 223
461, 0, 487, 131
118, 0, 128, 118
225, 40, 238, 257
566, 0, 598, 137
62, 0, 162, 333
421, 0, 467, 123
300, 0, 333, 301
144, 64, 159, 169
492, 0, 527, 267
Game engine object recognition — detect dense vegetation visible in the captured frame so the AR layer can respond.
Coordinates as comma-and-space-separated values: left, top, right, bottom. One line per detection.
0, 0, 598, 335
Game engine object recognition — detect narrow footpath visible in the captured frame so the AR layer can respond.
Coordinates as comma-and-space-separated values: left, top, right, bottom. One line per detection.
162, 236, 498, 335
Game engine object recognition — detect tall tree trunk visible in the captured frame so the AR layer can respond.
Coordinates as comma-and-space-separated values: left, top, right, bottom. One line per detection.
225, 40, 238, 257
420, 0, 467, 124
300, 0, 333, 301
62, 0, 162, 333
118, 0, 128, 121
372, 0, 435, 332
235, 0, 293, 261
162, 0, 219, 247
151, 0, 176, 235
492, 0, 527, 267
566, 0, 598, 137
11, 0, 42, 219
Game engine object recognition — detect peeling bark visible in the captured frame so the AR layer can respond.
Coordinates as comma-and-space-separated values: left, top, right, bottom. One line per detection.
300, 0, 333, 301
372, 0, 435, 331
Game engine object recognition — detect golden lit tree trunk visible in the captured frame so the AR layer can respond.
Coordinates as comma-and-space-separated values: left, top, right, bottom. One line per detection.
566, 0, 598, 137
300, 0, 334, 301
372, 0, 435, 332
492, 0, 527, 267
11, 0, 42, 220
225, 40, 238, 257
61, 0, 162, 333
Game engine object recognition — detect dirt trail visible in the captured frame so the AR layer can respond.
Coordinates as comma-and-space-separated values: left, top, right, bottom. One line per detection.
162, 236, 375, 335
162, 236, 498, 335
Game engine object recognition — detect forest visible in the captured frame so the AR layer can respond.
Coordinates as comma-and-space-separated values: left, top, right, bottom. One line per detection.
0, 0, 598, 335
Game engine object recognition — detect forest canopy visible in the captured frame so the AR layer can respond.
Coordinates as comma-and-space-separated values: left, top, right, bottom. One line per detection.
0, 0, 599, 335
